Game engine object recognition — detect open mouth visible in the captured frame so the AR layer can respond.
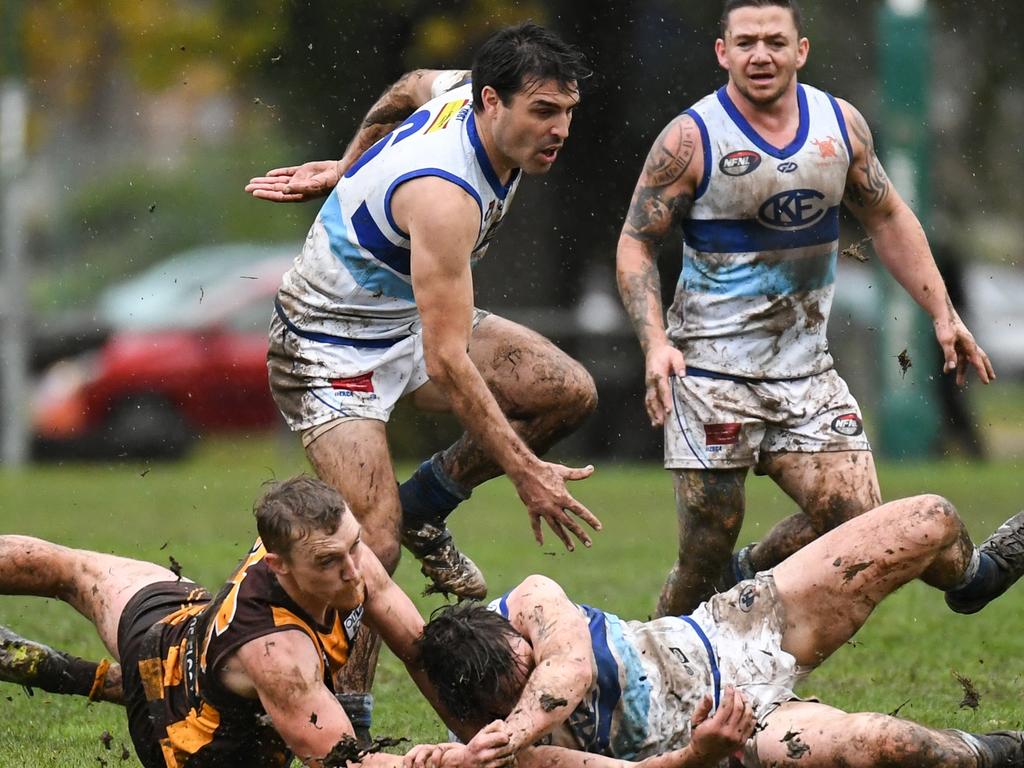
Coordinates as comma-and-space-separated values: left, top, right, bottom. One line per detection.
749, 72, 775, 84
539, 146, 561, 162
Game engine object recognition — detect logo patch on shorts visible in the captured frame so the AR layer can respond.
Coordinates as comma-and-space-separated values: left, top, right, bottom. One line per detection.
739, 584, 757, 612
704, 423, 741, 446
330, 373, 375, 393
831, 412, 863, 436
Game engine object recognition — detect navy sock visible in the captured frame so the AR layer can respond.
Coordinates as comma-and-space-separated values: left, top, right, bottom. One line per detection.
398, 453, 471, 529
947, 552, 1002, 601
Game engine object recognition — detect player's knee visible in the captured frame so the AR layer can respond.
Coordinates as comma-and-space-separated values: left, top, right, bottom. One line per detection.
560, 359, 598, 422
906, 494, 961, 547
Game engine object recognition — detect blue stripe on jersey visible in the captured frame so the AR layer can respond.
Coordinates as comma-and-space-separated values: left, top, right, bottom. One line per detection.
680, 617, 720, 709
716, 84, 809, 159
580, 604, 621, 754
681, 246, 836, 297
603, 614, 652, 759
350, 201, 412, 275
685, 108, 712, 201
319, 192, 414, 302
467, 112, 517, 200
827, 93, 853, 160
682, 206, 840, 254
383, 168, 484, 240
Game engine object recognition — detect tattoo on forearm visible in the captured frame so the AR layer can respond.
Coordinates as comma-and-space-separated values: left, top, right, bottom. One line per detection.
621, 260, 664, 349
845, 111, 891, 209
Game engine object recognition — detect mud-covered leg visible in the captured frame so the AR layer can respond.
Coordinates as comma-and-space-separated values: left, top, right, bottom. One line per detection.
754, 701, 996, 768
0, 625, 123, 703
772, 494, 971, 666
656, 468, 747, 617
746, 450, 881, 572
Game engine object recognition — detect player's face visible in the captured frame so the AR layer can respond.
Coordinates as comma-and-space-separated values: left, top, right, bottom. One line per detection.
487, 79, 579, 175
716, 5, 809, 107
285, 513, 366, 614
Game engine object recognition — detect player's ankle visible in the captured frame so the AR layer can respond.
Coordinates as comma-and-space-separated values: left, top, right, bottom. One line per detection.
399, 453, 471, 529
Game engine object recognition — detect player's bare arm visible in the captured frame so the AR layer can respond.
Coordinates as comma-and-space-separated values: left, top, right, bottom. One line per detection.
616, 114, 700, 426
839, 100, 994, 385
398, 177, 600, 551
234, 629, 355, 767
245, 69, 469, 203
489, 575, 595, 754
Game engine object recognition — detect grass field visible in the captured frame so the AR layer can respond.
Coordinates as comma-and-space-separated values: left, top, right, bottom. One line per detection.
1, 436, 1023, 766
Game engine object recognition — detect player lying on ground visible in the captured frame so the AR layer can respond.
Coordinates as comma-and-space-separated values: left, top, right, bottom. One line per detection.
415, 496, 1024, 768
0, 475, 451, 768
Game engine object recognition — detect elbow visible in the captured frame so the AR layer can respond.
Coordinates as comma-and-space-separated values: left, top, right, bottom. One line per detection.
423, 349, 460, 388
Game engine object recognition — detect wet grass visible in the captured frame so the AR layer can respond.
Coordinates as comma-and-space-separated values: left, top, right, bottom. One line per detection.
1, 437, 1022, 765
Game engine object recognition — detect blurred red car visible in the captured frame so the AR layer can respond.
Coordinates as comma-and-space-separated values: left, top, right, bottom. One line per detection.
32, 245, 295, 459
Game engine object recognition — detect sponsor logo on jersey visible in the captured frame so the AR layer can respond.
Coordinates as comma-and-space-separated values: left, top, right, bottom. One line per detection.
777, 161, 798, 173
812, 135, 841, 159
719, 149, 761, 177
757, 188, 827, 230
426, 98, 470, 133
831, 412, 863, 436
343, 605, 364, 643
704, 422, 741, 446
331, 373, 375, 393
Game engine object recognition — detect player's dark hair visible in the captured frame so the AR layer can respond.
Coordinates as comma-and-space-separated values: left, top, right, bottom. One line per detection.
417, 602, 528, 721
471, 21, 591, 111
720, 0, 804, 36
254, 474, 347, 558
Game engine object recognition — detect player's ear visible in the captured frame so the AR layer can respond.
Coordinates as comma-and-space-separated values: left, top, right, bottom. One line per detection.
796, 37, 809, 68
480, 85, 502, 116
264, 551, 289, 576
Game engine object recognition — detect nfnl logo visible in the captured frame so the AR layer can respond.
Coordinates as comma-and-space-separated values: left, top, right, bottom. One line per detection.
831, 412, 863, 437
719, 150, 761, 177
758, 188, 827, 230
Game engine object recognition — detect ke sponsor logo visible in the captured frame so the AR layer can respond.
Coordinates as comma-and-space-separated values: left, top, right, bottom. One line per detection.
719, 150, 761, 177
831, 412, 863, 436
758, 188, 827, 230
777, 161, 798, 173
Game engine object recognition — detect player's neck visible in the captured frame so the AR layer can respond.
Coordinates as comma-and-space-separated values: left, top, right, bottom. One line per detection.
726, 79, 800, 145
278, 576, 329, 625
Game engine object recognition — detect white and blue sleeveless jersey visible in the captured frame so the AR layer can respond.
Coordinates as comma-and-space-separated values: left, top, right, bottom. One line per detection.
276, 82, 520, 345
490, 594, 717, 760
667, 83, 852, 379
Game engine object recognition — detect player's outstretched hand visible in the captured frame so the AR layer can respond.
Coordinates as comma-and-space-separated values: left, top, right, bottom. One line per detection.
244, 160, 341, 203
933, 315, 995, 386
513, 460, 601, 551
644, 343, 686, 427
688, 687, 756, 765
403, 742, 453, 768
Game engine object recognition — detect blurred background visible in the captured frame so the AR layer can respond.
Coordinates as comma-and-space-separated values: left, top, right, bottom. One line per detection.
1, 0, 1022, 465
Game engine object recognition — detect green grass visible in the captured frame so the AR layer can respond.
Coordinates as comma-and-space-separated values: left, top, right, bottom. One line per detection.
1, 438, 1023, 765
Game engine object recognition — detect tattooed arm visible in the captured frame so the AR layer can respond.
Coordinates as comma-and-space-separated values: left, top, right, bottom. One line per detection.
616, 115, 701, 426
840, 100, 994, 384
245, 69, 470, 203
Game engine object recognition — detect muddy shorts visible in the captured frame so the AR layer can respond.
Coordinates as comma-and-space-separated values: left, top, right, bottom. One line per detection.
267, 306, 490, 432
118, 581, 211, 768
664, 368, 871, 469
689, 574, 813, 767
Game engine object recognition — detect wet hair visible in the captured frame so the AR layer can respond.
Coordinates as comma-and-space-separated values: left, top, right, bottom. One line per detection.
253, 474, 347, 558
471, 21, 591, 112
417, 602, 528, 721
720, 0, 804, 36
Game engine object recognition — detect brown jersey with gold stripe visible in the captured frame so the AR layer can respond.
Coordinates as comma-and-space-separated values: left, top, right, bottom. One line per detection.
130, 540, 362, 768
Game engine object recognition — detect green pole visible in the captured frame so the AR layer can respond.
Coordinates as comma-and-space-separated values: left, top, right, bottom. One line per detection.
875, 0, 939, 459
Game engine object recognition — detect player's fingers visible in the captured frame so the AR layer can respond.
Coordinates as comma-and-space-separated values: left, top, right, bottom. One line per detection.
266, 166, 299, 177
645, 388, 662, 426
555, 508, 592, 549
971, 349, 994, 384
566, 497, 602, 532
691, 693, 713, 725
530, 511, 544, 546
562, 464, 595, 482
246, 175, 292, 187
657, 375, 674, 423
544, 513, 574, 551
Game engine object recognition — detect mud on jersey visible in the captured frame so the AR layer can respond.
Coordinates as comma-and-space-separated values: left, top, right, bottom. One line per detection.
668, 83, 852, 379
135, 541, 362, 767
277, 82, 520, 345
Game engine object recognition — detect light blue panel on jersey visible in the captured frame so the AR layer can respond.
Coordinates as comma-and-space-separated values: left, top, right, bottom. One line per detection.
604, 614, 652, 759
681, 247, 837, 297
319, 192, 414, 301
